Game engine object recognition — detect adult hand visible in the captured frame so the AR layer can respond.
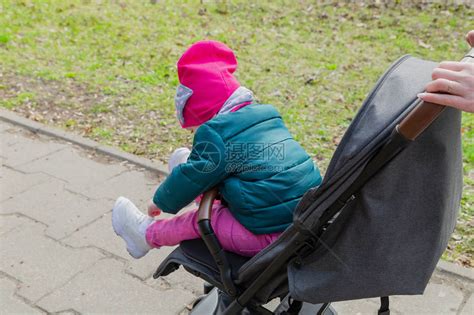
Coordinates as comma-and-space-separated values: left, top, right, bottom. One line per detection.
467, 30, 474, 47
417, 30, 474, 113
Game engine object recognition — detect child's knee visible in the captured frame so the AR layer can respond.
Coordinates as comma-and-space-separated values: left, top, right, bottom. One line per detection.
168, 147, 191, 172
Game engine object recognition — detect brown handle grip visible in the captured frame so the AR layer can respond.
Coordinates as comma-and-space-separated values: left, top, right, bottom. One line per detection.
197, 188, 219, 222
397, 47, 473, 141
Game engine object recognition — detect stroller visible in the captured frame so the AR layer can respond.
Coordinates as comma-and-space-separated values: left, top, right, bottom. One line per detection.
153, 49, 474, 315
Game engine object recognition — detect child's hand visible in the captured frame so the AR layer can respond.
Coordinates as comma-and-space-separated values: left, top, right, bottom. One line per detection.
148, 200, 162, 217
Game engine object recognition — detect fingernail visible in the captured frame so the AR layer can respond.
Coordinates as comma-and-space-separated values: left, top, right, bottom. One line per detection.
417, 93, 425, 98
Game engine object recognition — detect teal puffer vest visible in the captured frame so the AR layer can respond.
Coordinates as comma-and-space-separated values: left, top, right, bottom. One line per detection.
153, 104, 322, 234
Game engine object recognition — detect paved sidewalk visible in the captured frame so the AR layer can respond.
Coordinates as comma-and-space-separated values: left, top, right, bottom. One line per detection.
1, 118, 473, 314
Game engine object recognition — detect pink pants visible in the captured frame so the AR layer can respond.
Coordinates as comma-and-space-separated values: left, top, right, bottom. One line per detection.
145, 204, 281, 257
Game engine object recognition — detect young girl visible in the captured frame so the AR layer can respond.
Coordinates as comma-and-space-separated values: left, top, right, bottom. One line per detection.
112, 40, 322, 258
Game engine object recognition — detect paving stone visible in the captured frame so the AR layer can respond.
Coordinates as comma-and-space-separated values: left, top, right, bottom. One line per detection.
0, 276, 43, 314
0, 121, 14, 133
1, 129, 21, 147
0, 215, 104, 302
36, 259, 195, 314
54, 310, 80, 315
390, 281, 464, 314
62, 211, 176, 280
0, 177, 111, 239
1, 130, 68, 167
331, 298, 394, 315
0, 166, 50, 202
320, 283, 466, 315
460, 294, 474, 315
77, 169, 161, 204
17, 147, 126, 192
146, 268, 204, 297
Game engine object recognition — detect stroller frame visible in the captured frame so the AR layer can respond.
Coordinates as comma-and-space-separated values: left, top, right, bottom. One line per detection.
154, 49, 474, 315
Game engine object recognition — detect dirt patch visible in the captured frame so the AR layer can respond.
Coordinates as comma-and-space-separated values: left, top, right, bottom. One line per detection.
0, 72, 181, 163
0, 72, 105, 121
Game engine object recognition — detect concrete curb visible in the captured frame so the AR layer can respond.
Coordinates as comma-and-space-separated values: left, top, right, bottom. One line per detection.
1, 109, 473, 282
0, 109, 168, 175
437, 260, 474, 282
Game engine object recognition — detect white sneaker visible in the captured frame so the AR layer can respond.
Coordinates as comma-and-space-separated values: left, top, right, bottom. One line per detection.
112, 197, 154, 259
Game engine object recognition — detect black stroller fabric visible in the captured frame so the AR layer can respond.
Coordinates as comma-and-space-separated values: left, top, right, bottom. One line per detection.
236, 55, 463, 304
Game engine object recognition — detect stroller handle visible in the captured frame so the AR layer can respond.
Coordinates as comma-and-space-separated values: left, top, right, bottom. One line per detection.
196, 187, 238, 296
197, 187, 219, 221
397, 47, 474, 141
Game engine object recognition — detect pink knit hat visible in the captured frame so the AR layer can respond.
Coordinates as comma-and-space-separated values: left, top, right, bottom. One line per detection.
175, 40, 240, 128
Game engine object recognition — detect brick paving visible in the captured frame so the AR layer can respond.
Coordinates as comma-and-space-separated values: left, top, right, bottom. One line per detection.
1, 119, 473, 314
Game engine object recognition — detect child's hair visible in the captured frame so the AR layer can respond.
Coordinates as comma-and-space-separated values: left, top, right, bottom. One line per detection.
175, 40, 241, 128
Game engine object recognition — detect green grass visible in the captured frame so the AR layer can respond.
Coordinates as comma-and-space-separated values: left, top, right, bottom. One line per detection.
0, 0, 472, 265
0, 91, 36, 109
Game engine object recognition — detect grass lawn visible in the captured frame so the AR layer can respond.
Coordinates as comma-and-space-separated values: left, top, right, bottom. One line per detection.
0, 0, 472, 266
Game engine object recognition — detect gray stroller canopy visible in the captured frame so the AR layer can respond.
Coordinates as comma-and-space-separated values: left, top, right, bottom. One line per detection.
237, 55, 463, 304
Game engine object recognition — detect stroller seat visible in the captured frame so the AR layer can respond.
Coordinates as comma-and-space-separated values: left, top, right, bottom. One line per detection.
153, 239, 250, 292
154, 238, 332, 315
